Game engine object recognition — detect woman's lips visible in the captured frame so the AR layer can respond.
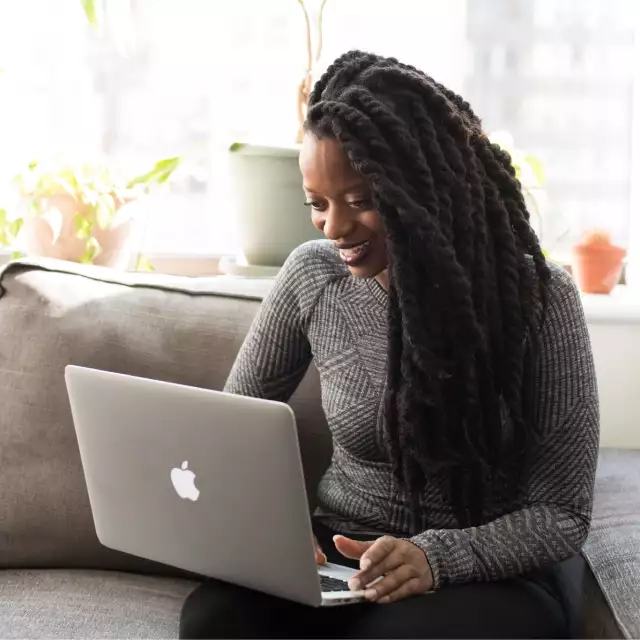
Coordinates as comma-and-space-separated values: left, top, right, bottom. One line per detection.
338, 240, 372, 267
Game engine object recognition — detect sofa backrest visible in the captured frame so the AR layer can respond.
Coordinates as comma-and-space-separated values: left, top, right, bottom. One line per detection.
0, 259, 331, 574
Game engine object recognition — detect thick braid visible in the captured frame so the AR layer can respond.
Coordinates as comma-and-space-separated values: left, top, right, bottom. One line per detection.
309, 50, 381, 106
349, 73, 501, 467
338, 86, 454, 243
304, 51, 548, 525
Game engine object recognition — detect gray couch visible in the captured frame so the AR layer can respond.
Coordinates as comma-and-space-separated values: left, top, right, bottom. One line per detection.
0, 258, 638, 639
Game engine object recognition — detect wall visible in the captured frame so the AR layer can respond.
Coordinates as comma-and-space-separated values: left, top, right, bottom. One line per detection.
584, 291, 640, 449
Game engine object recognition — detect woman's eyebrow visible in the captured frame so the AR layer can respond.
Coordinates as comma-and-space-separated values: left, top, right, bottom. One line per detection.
303, 181, 368, 196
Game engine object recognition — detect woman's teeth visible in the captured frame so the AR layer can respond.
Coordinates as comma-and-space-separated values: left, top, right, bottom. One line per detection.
339, 240, 371, 266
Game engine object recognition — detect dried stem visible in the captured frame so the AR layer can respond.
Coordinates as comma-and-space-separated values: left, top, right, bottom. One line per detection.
297, 0, 313, 75
296, 0, 328, 143
315, 0, 329, 63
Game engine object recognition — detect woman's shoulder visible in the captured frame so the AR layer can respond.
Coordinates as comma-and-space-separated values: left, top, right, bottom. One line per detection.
537, 259, 588, 343
280, 240, 348, 283
545, 260, 582, 313
285, 239, 346, 270
274, 240, 349, 311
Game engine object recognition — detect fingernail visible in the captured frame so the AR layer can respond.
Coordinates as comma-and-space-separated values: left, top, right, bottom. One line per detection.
378, 596, 390, 604
348, 578, 361, 591
364, 588, 377, 601
360, 558, 371, 570
320, 553, 327, 564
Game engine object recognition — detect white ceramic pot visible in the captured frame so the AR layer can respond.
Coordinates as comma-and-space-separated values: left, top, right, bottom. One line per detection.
228, 144, 323, 267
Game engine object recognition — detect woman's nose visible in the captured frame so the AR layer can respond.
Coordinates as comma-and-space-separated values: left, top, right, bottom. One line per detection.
322, 206, 354, 241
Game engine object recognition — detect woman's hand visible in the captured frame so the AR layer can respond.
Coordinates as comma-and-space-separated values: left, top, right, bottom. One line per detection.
314, 535, 327, 565
334, 535, 433, 603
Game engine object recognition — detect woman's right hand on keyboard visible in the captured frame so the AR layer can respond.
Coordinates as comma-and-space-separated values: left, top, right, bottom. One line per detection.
314, 535, 327, 565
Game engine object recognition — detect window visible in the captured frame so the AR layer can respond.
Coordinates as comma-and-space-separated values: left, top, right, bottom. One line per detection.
1, 0, 639, 261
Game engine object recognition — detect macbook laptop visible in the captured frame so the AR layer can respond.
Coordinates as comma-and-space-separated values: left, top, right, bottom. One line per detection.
65, 365, 365, 607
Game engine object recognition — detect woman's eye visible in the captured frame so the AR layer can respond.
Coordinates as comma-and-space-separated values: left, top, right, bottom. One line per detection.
304, 201, 327, 212
348, 199, 372, 210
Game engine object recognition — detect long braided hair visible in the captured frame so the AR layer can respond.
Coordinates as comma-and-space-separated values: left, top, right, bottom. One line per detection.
305, 51, 550, 529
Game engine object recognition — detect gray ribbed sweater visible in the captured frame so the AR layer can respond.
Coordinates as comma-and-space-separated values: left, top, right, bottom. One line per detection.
225, 240, 599, 588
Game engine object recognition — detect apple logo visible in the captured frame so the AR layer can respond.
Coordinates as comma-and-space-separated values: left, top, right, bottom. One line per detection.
170, 461, 200, 502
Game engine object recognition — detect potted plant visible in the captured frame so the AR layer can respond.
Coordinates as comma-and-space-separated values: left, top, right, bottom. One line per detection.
222, 0, 328, 274
571, 229, 626, 294
0, 156, 180, 269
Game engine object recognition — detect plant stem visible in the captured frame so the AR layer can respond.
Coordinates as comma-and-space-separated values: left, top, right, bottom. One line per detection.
315, 0, 329, 63
297, 0, 313, 76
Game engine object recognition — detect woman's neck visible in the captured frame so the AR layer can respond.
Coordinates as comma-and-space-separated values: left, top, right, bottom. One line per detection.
375, 270, 389, 291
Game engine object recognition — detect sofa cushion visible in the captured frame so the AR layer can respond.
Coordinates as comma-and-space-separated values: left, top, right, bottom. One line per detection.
0, 258, 330, 573
0, 569, 197, 638
583, 448, 640, 639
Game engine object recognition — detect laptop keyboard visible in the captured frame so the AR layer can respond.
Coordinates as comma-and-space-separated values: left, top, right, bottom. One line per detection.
319, 574, 350, 592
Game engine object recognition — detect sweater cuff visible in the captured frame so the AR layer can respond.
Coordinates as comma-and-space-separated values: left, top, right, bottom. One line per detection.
408, 532, 448, 590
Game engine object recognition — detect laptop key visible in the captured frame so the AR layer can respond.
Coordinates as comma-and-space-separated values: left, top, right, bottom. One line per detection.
319, 574, 351, 592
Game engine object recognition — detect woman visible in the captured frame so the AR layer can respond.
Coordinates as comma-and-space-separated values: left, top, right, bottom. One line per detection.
180, 50, 598, 639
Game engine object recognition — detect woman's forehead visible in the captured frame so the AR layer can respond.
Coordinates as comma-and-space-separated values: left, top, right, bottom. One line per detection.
299, 135, 364, 192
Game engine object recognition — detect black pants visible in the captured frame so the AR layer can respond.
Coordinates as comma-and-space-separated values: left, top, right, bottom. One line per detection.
180, 523, 585, 639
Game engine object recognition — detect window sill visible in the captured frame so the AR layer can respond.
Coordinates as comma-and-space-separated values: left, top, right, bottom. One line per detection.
0, 251, 227, 277
3, 251, 640, 323
581, 287, 640, 324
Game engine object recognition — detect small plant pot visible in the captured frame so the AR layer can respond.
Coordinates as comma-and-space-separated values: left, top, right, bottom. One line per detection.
18, 193, 147, 270
571, 244, 626, 294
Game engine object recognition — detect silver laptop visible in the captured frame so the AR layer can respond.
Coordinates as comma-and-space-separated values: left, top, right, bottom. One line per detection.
65, 365, 365, 607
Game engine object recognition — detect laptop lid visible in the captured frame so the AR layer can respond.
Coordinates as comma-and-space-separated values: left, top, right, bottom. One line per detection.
65, 365, 324, 606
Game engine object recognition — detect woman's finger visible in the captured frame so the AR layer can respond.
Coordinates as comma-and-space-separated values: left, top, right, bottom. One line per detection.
377, 577, 426, 604
314, 536, 327, 565
358, 536, 397, 570
348, 548, 404, 590
362, 564, 420, 601
333, 535, 374, 560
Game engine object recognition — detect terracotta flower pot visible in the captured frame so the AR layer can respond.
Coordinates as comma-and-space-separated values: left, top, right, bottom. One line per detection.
19, 193, 147, 270
571, 243, 626, 294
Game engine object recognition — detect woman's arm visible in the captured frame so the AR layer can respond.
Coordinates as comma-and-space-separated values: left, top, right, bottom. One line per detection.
410, 264, 599, 588
224, 245, 316, 402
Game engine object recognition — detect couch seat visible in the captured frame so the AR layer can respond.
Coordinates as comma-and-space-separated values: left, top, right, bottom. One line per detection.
0, 569, 198, 639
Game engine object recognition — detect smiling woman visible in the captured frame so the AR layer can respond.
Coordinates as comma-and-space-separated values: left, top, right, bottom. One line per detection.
301, 136, 387, 284
180, 50, 597, 639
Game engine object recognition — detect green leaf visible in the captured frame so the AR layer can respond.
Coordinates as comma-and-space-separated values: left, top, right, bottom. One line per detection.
94, 193, 116, 229
127, 157, 182, 189
79, 237, 101, 264
0, 209, 24, 248
10, 251, 22, 260
80, 0, 102, 31
135, 255, 155, 272
51, 175, 77, 197
74, 215, 94, 240
229, 142, 247, 152
524, 154, 545, 186
8, 218, 23, 239
28, 200, 42, 217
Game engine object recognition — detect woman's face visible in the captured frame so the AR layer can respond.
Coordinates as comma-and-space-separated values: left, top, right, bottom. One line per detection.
299, 134, 388, 286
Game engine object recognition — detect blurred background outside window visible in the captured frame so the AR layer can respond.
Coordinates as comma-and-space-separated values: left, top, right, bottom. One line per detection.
0, 0, 638, 262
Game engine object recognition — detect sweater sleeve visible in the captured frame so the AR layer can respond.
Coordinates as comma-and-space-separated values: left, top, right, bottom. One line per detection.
410, 264, 599, 588
224, 245, 315, 401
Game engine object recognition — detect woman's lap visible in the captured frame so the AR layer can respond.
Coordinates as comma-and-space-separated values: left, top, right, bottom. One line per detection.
180, 573, 568, 639
179, 524, 582, 639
